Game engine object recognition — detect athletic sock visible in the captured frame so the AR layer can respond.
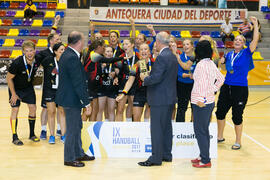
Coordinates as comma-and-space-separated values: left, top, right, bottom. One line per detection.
10, 118, 18, 140
126, 117, 132, 122
57, 123, 61, 130
28, 116, 36, 137
41, 125, 47, 131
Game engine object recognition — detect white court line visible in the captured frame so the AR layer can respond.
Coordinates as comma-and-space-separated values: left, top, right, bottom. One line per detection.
226, 121, 270, 153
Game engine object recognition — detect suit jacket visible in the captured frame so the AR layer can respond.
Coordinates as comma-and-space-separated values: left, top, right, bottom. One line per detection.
55, 47, 90, 108
144, 47, 178, 106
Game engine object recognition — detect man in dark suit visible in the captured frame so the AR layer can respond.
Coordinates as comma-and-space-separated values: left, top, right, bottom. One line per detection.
56, 31, 94, 167
139, 31, 178, 166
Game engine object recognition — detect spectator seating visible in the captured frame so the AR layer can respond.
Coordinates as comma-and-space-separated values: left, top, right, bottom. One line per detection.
10, 50, 22, 59
40, 29, 51, 36
216, 41, 225, 48
23, 20, 32, 26
181, 31, 191, 38
3, 39, 15, 47
0, 29, 8, 36
0, 50, 11, 58
130, 30, 140, 37
252, 51, 264, 60
38, 2, 47, 9
0, 2, 9, 9
232, 31, 240, 37
0, 19, 1, 26
29, 29, 40, 36
131, 0, 140, 3
7, 29, 19, 36
169, 0, 178, 3
18, 3, 26, 9
120, 0, 130, 2
0, 39, 3, 46
171, 30, 181, 38
120, 30, 130, 37
12, 19, 23, 26
57, 3, 67, 10
6, 10, 16, 17
261, 6, 270, 12
265, 14, 270, 20
47, 3, 57, 9
176, 40, 183, 48
141, 0, 150, 2
32, 20, 43, 27
191, 31, 201, 38
19, 29, 29, 36
110, 0, 119, 3
36, 39, 48, 47
45, 11, 55, 18
43, 20, 53, 27
89, 30, 99, 37
9, 2, 19, 9
55, 11, 65, 18
201, 31, 210, 36
2, 19, 12, 26
14, 39, 24, 47
0, 10, 6, 17
140, 30, 151, 37
211, 31, 220, 38
151, 0, 160, 3
225, 41, 234, 48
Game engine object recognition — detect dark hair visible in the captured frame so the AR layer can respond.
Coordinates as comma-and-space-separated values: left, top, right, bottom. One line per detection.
52, 42, 64, 56
27, 0, 33, 5
138, 33, 147, 42
195, 40, 213, 62
84, 39, 105, 64
109, 31, 119, 38
68, 32, 82, 45
47, 33, 58, 45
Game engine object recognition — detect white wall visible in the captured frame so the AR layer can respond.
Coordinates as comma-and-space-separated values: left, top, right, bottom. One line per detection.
58, 0, 67, 4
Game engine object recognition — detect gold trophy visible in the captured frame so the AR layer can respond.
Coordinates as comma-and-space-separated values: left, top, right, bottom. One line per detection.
138, 59, 148, 76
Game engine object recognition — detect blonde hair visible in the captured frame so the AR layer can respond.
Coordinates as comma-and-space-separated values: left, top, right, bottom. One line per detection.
170, 35, 176, 43
235, 35, 246, 44
22, 40, 36, 50
200, 35, 219, 61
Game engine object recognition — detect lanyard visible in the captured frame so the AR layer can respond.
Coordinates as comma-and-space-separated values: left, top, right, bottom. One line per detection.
52, 57, 59, 89
126, 52, 135, 70
23, 56, 34, 82
148, 58, 152, 71
230, 51, 241, 67
113, 46, 118, 58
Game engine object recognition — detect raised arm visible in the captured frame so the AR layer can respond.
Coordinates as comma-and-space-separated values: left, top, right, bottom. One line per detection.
249, 16, 259, 53
129, 18, 136, 40
51, 15, 60, 34
89, 21, 96, 42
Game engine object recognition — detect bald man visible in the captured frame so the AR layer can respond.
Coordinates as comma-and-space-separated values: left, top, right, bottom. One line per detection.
56, 31, 94, 167
139, 32, 178, 166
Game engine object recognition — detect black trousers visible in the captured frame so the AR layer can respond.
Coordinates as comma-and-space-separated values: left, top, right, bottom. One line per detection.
24, 9, 36, 19
221, 33, 235, 43
176, 81, 193, 122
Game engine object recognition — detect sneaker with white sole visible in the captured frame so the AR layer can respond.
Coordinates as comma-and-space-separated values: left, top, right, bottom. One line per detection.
60, 135, 65, 143
48, 135, 55, 144
40, 130, 47, 140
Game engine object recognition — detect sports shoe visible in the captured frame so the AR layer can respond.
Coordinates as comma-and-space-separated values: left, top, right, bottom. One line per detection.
60, 135, 65, 143
48, 135, 55, 144
40, 130, 47, 140
56, 130, 62, 137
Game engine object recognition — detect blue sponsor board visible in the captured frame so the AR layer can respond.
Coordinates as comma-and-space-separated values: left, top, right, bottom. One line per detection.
145, 145, 152, 153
